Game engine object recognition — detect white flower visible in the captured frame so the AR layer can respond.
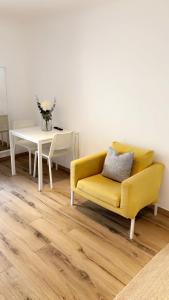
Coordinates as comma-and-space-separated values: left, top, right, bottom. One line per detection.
41, 100, 52, 111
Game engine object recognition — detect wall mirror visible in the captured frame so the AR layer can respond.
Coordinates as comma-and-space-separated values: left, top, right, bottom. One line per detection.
0, 67, 9, 152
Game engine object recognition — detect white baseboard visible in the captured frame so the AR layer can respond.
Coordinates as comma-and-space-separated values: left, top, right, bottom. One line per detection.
0, 147, 25, 159
0, 149, 10, 158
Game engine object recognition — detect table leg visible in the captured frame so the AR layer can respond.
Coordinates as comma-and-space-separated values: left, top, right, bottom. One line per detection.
9, 132, 16, 175
38, 142, 43, 191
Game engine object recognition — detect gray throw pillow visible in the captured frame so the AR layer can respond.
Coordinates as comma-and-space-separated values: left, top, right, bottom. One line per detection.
102, 147, 134, 182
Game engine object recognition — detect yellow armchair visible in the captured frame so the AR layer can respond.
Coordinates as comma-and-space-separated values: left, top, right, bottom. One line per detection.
70, 142, 164, 239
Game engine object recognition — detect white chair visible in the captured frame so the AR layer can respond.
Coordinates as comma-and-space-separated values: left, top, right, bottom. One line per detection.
33, 132, 73, 189
13, 120, 37, 174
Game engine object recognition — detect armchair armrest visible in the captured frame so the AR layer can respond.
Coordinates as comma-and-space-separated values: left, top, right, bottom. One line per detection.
121, 163, 164, 219
71, 151, 107, 190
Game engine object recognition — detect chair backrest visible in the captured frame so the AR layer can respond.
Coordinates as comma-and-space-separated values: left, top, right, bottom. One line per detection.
49, 132, 73, 158
0, 115, 9, 132
13, 119, 35, 129
112, 141, 154, 175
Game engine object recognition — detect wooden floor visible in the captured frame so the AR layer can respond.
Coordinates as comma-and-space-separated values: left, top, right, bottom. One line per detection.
0, 155, 169, 300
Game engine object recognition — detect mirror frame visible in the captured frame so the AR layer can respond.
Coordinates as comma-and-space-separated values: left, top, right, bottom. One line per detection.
0, 66, 10, 157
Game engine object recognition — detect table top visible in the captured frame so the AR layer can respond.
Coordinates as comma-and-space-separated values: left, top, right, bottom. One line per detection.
10, 126, 72, 144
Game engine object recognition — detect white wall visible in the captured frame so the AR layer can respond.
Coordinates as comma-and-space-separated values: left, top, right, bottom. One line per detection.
0, 16, 35, 123
29, 0, 169, 210
1, 1, 168, 209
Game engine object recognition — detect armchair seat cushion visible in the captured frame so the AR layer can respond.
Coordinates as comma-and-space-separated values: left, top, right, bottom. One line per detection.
77, 174, 121, 208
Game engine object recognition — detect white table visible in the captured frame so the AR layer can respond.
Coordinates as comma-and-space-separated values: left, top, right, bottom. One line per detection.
9, 126, 76, 191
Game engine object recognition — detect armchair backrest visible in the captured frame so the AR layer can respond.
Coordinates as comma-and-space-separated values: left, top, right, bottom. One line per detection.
112, 141, 154, 175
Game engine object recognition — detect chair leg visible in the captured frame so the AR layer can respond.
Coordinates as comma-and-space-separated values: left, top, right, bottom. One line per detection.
130, 218, 135, 240
6, 132, 9, 148
71, 191, 74, 206
47, 159, 53, 168
29, 150, 32, 175
154, 204, 158, 216
33, 153, 37, 178
48, 158, 53, 189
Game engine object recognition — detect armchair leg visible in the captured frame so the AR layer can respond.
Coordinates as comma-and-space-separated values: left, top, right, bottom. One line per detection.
154, 204, 158, 216
130, 218, 135, 240
71, 191, 74, 206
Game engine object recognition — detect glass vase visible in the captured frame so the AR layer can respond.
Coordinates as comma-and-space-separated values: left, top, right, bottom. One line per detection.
41, 118, 52, 131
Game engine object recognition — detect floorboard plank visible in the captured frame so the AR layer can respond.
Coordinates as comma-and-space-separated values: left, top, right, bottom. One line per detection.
0, 231, 64, 300
0, 267, 41, 300
0, 155, 168, 299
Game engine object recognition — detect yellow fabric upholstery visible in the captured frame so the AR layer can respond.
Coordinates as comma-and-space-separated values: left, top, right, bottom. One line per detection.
77, 174, 121, 208
71, 142, 164, 222
112, 141, 154, 174
71, 151, 107, 190
121, 163, 164, 219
